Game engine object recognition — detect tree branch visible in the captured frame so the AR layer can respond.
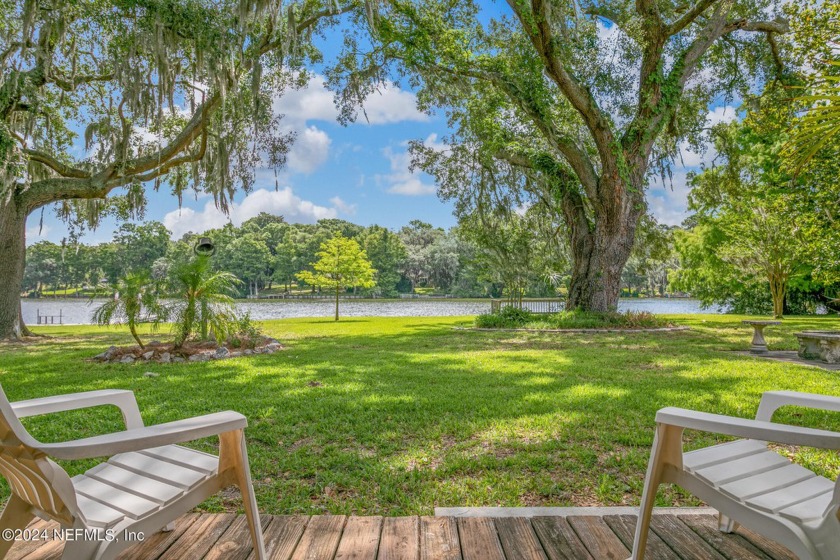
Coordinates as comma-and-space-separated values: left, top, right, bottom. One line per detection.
667, 0, 719, 35
48, 69, 115, 92
110, 93, 220, 179
23, 177, 108, 212
507, 0, 618, 178
24, 149, 92, 179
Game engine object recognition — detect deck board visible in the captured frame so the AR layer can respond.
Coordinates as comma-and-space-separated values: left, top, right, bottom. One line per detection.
334, 516, 382, 560
419, 517, 460, 560
6, 513, 797, 559
649, 515, 726, 560
603, 514, 678, 560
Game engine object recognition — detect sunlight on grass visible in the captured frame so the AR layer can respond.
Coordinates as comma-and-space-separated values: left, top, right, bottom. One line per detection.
1, 314, 839, 515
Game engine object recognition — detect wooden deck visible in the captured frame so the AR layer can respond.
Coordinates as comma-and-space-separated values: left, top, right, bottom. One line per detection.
8, 512, 797, 560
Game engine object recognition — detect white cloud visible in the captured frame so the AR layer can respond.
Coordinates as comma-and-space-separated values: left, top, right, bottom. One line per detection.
378, 135, 446, 197
329, 196, 357, 215
274, 74, 427, 127
387, 177, 437, 196
706, 105, 738, 126
25, 223, 51, 241
647, 170, 692, 226
287, 126, 332, 174
162, 187, 338, 238
273, 76, 337, 123
269, 74, 426, 177
678, 106, 738, 168
359, 87, 429, 124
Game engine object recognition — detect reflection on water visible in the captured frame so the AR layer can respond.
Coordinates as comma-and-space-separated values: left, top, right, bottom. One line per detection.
21, 297, 722, 326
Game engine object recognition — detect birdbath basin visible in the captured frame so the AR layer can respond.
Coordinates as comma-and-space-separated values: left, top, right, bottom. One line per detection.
743, 320, 782, 354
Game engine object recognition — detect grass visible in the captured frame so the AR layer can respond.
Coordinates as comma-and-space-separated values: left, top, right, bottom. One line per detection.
1, 314, 840, 516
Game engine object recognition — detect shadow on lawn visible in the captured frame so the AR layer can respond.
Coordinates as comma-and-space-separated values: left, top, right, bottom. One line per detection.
3, 317, 840, 514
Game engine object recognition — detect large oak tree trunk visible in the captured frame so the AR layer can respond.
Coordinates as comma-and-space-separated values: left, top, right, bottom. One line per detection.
0, 197, 28, 339
567, 219, 638, 312
561, 176, 643, 313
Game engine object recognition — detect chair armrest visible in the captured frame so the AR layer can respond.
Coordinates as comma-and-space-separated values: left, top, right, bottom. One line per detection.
755, 391, 840, 422
12, 390, 144, 429
36, 411, 247, 460
656, 407, 840, 450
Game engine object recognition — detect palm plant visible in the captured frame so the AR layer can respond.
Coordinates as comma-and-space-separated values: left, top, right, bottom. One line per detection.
92, 273, 165, 349
786, 60, 840, 171
168, 256, 241, 348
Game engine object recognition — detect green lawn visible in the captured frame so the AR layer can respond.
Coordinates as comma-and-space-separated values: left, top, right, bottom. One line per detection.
1, 314, 839, 516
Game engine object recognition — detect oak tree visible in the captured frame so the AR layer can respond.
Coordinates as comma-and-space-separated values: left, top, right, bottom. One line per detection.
0, 0, 364, 338
331, 0, 790, 312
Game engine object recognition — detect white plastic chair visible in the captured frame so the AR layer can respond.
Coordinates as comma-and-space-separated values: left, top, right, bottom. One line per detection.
631, 391, 840, 560
0, 385, 266, 560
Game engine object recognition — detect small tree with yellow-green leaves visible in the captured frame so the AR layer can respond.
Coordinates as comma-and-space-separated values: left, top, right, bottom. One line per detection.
297, 234, 376, 321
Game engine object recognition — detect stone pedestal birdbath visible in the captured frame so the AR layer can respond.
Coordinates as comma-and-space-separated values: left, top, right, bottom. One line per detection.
743, 320, 782, 354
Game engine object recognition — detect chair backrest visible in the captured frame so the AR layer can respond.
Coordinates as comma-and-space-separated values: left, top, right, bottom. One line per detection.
0, 385, 77, 524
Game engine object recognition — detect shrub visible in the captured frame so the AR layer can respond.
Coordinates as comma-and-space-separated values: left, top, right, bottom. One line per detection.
475, 305, 533, 328
228, 313, 263, 349
475, 308, 672, 329
545, 310, 670, 329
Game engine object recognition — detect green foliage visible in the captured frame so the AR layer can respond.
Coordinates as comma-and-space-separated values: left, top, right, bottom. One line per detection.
677, 84, 838, 317
476, 308, 669, 329
216, 233, 273, 296
783, 1, 840, 171
91, 273, 165, 348
459, 204, 568, 302
227, 312, 264, 349
361, 226, 408, 297
475, 306, 533, 328
7, 315, 840, 514
168, 256, 241, 347
329, 0, 789, 311
296, 233, 376, 320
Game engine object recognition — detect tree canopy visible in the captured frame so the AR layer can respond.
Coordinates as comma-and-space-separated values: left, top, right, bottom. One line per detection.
296, 233, 376, 320
328, 0, 790, 312
0, 0, 366, 338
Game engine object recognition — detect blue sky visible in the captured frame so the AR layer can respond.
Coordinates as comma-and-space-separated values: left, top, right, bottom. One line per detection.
25, 6, 736, 246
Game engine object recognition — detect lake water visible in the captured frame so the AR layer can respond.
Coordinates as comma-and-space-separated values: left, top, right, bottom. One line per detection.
21, 297, 721, 326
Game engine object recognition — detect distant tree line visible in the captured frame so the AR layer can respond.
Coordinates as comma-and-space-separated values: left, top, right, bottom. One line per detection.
22, 212, 683, 301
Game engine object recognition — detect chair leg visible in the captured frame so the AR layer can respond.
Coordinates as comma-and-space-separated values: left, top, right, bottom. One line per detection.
0, 495, 35, 558
630, 424, 682, 560
718, 513, 737, 533
220, 430, 266, 560
59, 521, 102, 560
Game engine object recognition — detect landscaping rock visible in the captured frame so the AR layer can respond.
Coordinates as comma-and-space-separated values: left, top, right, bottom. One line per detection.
188, 353, 210, 362
159, 352, 171, 363
142, 351, 154, 360
120, 355, 135, 364
214, 347, 230, 359
244, 349, 254, 355
173, 357, 186, 363
265, 342, 282, 353
94, 346, 118, 360
143, 372, 159, 378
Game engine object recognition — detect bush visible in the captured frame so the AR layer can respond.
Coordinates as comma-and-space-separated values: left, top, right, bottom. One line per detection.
475, 305, 533, 328
227, 312, 263, 349
544, 310, 670, 329
475, 308, 672, 329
